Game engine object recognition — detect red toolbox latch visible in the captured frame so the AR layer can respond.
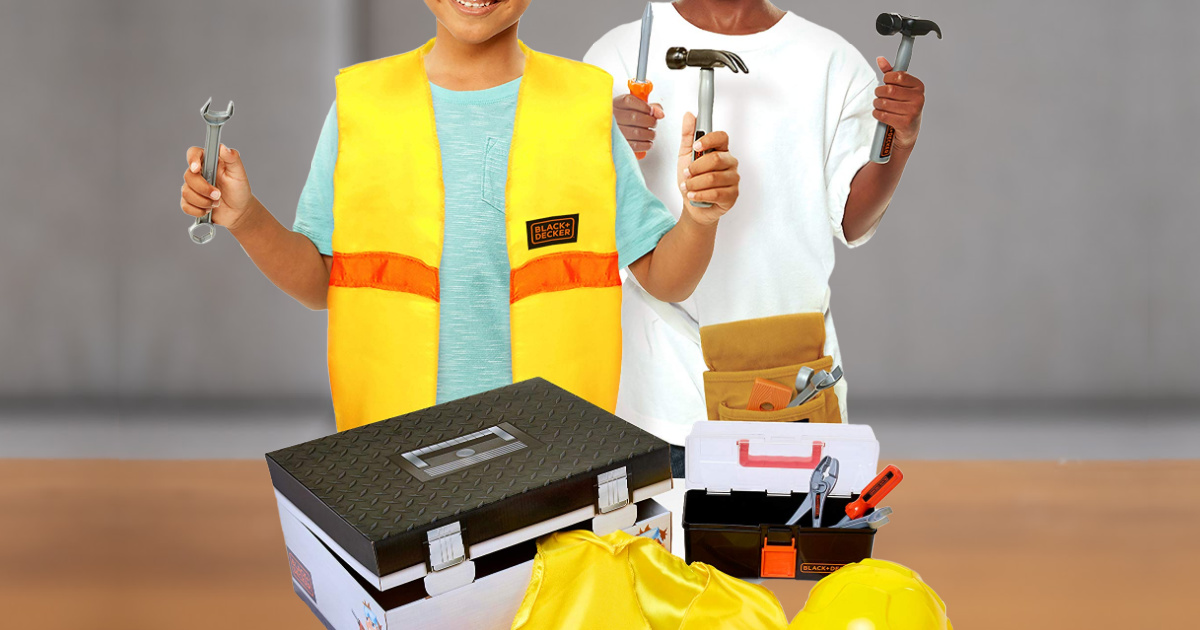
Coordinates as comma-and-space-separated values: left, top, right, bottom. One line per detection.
760, 535, 797, 579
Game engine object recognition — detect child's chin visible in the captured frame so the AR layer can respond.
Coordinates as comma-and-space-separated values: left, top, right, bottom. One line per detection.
444, 22, 511, 45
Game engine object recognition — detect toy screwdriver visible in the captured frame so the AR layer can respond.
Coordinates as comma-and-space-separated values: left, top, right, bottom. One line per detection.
627, 2, 654, 159
834, 465, 904, 526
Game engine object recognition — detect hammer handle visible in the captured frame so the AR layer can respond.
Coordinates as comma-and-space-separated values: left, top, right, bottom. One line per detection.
871, 35, 915, 164
691, 67, 715, 208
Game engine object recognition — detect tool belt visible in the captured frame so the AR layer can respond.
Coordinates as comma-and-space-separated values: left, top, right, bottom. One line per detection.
700, 312, 842, 423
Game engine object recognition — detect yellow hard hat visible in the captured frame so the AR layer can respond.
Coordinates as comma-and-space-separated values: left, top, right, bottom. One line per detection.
790, 559, 952, 630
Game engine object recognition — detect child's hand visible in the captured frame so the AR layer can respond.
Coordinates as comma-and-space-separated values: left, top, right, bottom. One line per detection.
676, 112, 739, 225
179, 144, 256, 229
614, 94, 665, 155
873, 57, 926, 151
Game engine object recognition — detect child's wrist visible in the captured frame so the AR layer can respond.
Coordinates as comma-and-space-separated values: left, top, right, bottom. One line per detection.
226, 196, 265, 234
680, 206, 720, 232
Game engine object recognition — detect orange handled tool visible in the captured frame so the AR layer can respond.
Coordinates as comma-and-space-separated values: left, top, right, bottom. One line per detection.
627, 80, 654, 159
629, 2, 655, 159
837, 465, 904, 524
746, 377, 792, 411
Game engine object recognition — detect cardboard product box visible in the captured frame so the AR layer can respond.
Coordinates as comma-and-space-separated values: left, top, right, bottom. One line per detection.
266, 379, 673, 629
683, 422, 882, 581
276, 492, 672, 630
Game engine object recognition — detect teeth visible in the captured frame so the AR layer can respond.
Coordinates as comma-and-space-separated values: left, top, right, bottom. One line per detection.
454, 0, 496, 7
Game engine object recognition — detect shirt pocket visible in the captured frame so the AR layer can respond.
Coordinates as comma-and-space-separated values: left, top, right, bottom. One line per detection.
481, 135, 510, 213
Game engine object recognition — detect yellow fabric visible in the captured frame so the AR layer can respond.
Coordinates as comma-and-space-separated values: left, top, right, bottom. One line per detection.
790, 558, 953, 630
329, 40, 621, 431
512, 530, 788, 630
330, 41, 442, 432
506, 43, 621, 414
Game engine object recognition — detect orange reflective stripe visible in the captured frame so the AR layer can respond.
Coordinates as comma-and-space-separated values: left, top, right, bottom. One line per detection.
510, 252, 620, 304
330, 252, 440, 302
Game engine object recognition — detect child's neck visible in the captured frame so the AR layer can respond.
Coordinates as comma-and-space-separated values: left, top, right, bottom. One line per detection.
424, 23, 525, 91
673, 0, 786, 35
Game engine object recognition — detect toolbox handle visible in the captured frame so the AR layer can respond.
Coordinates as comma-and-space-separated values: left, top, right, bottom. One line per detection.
738, 440, 824, 469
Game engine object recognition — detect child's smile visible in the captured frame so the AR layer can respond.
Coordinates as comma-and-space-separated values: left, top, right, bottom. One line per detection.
450, 0, 507, 17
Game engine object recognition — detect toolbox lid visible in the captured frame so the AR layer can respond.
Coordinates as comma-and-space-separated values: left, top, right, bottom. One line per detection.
685, 422, 879, 496
266, 379, 672, 589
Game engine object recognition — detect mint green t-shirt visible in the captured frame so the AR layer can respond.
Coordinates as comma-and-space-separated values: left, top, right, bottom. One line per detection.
294, 78, 677, 403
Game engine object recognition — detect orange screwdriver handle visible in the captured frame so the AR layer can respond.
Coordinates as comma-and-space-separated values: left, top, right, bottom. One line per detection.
844, 465, 904, 520
627, 79, 654, 159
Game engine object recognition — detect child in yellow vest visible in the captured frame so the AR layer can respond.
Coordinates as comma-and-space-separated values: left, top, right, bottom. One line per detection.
177, 0, 741, 431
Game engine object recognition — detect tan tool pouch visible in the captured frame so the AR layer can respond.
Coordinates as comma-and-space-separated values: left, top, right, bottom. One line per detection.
700, 313, 841, 423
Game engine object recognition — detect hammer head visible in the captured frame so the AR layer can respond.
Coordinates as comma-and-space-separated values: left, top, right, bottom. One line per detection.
876, 13, 942, 39
665, 47, 749, 74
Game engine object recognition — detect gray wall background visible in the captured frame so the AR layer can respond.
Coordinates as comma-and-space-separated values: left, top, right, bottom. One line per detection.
2, 0, 1198, 410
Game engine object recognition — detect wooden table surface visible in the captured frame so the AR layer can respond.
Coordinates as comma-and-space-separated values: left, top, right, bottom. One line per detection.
1, 459, 1195, 629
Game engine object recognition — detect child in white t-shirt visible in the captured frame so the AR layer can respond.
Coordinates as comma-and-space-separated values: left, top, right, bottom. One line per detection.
585, 1, 929, 472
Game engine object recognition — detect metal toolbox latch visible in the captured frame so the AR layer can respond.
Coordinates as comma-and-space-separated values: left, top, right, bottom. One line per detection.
597, 467, 631, 514
426, 522, 468, 572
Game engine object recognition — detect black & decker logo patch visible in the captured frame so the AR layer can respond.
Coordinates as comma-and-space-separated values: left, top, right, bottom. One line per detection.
288, 548, 316, 602
801, 562, 846, 574
527, 214, 579, 249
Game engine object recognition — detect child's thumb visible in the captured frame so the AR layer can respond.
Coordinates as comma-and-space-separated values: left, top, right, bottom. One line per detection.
678, 112, 697, 157
219, 144, 247, 178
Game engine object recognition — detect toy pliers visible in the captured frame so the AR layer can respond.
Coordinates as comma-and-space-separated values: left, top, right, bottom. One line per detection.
627, 2, 654, 159
785, 456, 840, 527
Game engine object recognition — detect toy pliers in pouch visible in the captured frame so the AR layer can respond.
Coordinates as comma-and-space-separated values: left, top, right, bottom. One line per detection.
785, 456, 840, 527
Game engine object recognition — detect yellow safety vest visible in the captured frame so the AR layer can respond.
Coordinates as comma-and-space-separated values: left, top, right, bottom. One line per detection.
328, 40, 622, 431
511, 530, 789, 630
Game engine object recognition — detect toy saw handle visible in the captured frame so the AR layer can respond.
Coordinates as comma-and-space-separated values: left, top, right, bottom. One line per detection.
844, 465, 904, 520
871, 35, 915, 164
627, 80, 654, 159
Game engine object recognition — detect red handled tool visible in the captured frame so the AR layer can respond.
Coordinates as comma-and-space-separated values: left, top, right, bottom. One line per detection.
836, 465, 903, 525
628, 2, 654, 159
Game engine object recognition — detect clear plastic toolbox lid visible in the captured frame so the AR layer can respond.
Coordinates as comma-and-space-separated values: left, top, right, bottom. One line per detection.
685, 422, 880, 496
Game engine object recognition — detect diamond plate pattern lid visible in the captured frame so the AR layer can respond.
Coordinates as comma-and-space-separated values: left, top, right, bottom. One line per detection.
266, 378, 670, 579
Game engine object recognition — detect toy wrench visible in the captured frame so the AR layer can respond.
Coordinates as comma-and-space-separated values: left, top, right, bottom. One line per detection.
189, 97, 234, 245
832, 506, 893, 530
788, 365, 843, 408
784, 456, 839, 527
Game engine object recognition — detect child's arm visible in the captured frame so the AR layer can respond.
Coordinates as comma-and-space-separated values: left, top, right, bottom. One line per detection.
179, 145, 332, 310
842, 58, 925, 242
627, 113, 738, 303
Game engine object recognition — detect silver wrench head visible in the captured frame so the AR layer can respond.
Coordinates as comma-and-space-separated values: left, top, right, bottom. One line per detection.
189, 217, 216, 245
201, 97, 235, 125
813, 369, 839, 393
794, 366, 815, 392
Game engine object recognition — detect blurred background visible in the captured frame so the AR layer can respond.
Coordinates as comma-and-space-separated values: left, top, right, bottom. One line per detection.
1, 0, 1198, 460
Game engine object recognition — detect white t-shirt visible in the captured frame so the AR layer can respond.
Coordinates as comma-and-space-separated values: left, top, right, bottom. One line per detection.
584, 5, 880, 444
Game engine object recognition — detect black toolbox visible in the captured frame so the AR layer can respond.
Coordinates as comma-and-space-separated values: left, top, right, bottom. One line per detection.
266, 378, 674, 629
683, 422, 882, 580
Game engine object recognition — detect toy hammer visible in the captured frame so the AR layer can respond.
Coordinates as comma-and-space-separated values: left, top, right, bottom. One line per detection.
666, 47, 748, 208
870, 13, 941, 164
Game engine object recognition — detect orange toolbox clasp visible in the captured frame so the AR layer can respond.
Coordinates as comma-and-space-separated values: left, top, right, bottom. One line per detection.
760, 533, 797, 579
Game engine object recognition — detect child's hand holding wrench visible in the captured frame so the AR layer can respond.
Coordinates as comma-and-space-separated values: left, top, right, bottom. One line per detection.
179, 143, 256, 233
676, 112, 739, 224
